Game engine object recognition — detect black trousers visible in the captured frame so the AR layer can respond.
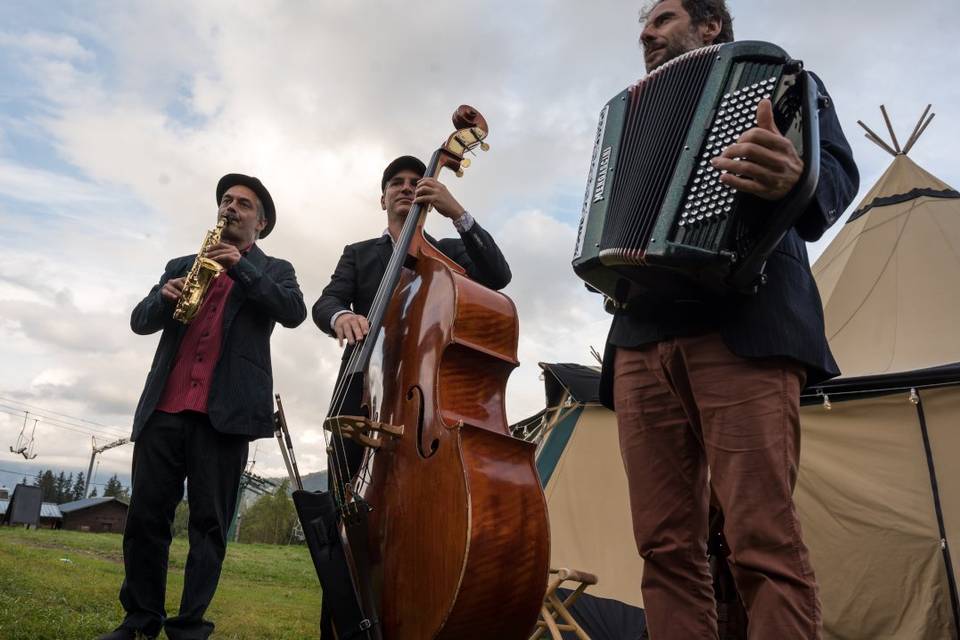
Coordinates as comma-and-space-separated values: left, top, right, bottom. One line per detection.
119, 411, 248, 639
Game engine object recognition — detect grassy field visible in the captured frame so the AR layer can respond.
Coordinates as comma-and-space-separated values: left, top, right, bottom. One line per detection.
0, 526, 321, 639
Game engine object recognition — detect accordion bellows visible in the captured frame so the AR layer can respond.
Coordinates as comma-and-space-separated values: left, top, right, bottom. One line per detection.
573, 41, 821, 301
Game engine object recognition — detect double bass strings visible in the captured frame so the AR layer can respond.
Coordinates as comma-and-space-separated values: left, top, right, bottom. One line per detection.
322, 177, 435, 518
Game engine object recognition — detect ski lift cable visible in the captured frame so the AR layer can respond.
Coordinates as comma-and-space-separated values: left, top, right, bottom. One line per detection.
0, 399, 129, 439
0, 407, 107, 439
0, 405, 123, 437
0, 395, 129, 434
0, 406, 127, 440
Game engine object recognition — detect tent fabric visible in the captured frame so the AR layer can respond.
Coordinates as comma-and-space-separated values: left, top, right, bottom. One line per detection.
540, 362, 602, 405
554, 589, 647, 640
524, 359, 960, 638
848, 154, 958, 220
802, 362, 960, 402
849, 187, 959, 223
539, 404, 645, 609
813, 156, 960, 378
796, 390, 958, 639
535, 405, 583, 487
918, 386, 960, 608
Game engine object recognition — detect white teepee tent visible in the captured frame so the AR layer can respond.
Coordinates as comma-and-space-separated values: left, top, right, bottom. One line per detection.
813, 105, 960, 378
798, 106, 960, 639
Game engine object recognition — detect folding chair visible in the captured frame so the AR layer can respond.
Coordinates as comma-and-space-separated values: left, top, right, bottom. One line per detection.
529, 567, 598, 640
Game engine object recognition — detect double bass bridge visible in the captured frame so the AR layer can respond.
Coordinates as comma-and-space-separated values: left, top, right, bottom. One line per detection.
325, 415, 404, 449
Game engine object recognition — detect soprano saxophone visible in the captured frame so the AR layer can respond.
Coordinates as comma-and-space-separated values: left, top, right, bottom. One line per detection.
173, 216, 226, 324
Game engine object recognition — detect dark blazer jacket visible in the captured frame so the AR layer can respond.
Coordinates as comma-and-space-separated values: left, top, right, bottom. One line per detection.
130, 245, 307, 440
312, 221, 512, 346
599, 74, 860, 409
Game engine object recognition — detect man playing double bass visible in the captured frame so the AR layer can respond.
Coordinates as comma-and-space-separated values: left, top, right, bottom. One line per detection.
311, 154, 513, 636
313, 154, 512, 475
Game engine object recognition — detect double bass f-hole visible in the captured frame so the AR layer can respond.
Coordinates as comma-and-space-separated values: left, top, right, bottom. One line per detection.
408, 386, 439, 458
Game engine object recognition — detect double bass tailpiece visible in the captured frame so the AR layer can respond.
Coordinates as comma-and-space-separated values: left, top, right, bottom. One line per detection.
324, 415, 404, 449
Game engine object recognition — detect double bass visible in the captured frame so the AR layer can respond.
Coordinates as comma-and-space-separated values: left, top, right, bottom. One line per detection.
323, 106, 550, 639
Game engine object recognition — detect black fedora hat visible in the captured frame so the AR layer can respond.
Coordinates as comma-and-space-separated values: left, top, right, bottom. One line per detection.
216, 173, 276, 238
381, 156, 426, 192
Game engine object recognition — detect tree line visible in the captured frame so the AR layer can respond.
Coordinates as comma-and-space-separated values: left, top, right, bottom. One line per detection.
21, 469, 131, 503
166, 480, 301, 545
16, 468, 298, 544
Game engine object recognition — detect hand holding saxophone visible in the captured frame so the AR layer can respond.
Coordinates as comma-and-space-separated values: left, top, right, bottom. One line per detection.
161, 277, 186, 303
204, 242, 242, 269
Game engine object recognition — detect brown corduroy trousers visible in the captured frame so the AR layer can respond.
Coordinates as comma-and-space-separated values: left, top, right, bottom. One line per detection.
613, 333, 821, 640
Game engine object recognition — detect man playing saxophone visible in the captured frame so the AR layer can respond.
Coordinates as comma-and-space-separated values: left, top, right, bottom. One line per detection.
98, 174, 307, 640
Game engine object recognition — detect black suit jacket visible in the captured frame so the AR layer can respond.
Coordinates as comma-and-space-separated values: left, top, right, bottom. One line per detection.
599, 74, 860, 409
312, 221, 512, 346
130, 245, 307, 440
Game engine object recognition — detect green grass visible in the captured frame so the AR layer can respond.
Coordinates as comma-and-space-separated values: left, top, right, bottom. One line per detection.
0, 527, 322, 639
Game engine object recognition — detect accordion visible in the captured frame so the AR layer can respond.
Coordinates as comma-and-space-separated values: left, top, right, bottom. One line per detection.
572, 41, 821, 302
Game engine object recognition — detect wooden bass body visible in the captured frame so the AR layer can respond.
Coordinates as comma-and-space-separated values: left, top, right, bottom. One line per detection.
359, 242, 550, 639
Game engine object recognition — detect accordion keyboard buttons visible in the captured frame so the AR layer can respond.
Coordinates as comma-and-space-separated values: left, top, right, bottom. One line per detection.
678, 75, 782, 227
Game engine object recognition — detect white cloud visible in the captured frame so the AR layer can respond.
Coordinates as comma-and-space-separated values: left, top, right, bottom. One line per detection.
0, 30, 92, 60
2, 0, 959, 481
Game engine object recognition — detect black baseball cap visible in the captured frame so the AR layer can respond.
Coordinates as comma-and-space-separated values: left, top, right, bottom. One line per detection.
381, 156, 426, 192
216, 173, 276, 238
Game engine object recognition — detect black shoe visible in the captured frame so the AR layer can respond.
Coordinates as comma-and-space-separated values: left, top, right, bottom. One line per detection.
95, 627, 157, 640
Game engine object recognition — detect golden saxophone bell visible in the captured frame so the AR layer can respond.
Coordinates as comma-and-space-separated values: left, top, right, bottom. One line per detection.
173, 217, 227, 324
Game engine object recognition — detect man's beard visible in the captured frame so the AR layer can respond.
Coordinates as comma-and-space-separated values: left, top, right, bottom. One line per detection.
645, 28, 704, 72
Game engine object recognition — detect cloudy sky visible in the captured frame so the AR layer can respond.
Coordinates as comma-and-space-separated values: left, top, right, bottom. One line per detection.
1, 0, 958, 488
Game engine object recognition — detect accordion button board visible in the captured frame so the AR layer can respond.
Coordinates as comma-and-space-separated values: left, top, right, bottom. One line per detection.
572, 40, 821, 302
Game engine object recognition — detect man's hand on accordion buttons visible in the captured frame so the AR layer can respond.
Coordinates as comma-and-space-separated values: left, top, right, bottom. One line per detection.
160, 277, 186, 303
711, 98, 804, 201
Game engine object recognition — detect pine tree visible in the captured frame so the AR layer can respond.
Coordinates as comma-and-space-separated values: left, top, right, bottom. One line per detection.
40, 470, 56, 502
103, 474, 129, 500
72, 472, 86, 501
54, 471, 68, 503
89, 487, 98, 497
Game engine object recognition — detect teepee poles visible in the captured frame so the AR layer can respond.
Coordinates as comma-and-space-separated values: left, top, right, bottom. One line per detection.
859, 105, 936, 157
904, 106, 936, 155
879, 106, 902, 153
857, 118, 899, 156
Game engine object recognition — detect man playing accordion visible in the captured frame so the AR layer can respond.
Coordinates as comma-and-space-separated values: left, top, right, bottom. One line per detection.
598, 1, 860, 638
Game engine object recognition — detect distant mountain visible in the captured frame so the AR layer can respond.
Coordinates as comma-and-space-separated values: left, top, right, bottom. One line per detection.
300, 470, 328, 492
267, 470, 327, 493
